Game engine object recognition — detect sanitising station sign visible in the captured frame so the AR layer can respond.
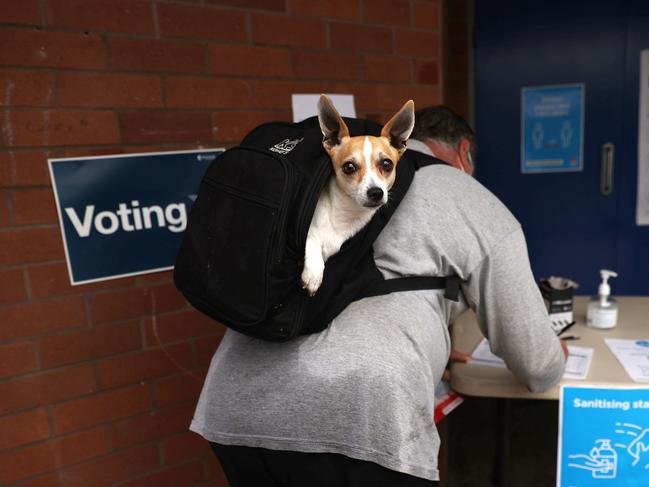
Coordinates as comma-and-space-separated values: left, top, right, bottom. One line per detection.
49, 149, 223, 285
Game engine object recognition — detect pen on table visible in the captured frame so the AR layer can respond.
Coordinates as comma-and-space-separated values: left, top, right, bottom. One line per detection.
561, 335, 580, 341
558, 321, 577, 336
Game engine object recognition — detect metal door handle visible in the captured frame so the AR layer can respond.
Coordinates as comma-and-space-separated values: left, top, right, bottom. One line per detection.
601, 143, 614, 196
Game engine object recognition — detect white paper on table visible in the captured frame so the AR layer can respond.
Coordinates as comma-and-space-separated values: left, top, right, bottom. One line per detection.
605, 338, 649, 382
562, 345, 594, 380
291, 94, 356, 123
470, 338, 593, 380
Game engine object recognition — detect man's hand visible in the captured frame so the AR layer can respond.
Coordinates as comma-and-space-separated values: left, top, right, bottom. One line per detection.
560, 339, 569, 361
442, 350, 472, 381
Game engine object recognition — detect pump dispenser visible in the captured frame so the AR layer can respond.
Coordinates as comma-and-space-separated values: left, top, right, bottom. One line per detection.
587, 270, 619, 329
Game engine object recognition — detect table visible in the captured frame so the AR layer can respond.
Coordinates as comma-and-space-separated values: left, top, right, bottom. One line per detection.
449, 296, 649, 486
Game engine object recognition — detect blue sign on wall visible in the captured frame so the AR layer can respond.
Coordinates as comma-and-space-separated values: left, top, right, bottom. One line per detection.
558, 386, 649, 487
521, 84, 584, 173
49, 149, 223, 285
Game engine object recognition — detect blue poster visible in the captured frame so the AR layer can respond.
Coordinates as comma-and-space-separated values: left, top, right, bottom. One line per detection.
558, 386, 649, 487
49, 149, 223, 285
521, 84, 584, 173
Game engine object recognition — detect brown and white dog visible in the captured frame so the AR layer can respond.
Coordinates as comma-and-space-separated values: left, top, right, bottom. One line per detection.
301, 95, 415, 295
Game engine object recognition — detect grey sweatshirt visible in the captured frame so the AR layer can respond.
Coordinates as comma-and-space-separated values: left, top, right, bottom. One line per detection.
190, 141, 566, 481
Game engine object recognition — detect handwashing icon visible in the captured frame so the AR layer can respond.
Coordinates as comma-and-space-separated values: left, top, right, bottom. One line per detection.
568, 439, 618, 479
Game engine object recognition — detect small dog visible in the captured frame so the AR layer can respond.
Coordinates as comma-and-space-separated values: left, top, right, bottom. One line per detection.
301, 95, 415, 296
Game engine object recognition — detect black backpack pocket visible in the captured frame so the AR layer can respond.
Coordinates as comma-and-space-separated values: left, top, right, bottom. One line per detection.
174, 147, 297, 330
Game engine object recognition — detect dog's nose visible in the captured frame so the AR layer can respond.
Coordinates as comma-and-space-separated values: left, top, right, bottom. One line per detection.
367, 187, 384, 202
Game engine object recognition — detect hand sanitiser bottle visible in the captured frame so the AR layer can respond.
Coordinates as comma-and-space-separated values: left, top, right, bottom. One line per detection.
587, 270, 619, 329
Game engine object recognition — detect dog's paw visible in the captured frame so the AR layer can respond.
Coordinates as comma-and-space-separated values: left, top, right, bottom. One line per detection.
301, 265, 324, 297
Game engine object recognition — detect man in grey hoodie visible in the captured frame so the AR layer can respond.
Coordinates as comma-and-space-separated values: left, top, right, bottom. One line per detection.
190, 106, 567, 486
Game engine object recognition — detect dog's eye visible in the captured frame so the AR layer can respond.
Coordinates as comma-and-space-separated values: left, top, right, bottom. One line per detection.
380, 159, 394, 172
342, 162, 357, 174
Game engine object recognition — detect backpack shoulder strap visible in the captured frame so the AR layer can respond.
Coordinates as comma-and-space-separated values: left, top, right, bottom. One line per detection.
360, 275, 463, 302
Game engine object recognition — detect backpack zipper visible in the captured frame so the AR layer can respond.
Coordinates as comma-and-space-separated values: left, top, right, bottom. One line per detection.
295, 155, 332, 250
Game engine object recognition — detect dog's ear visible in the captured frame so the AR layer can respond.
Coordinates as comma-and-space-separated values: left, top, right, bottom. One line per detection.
381, 100, 415, 154
317, 94, 350, 151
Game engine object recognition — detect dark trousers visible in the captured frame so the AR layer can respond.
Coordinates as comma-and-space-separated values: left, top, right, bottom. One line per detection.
210, 443, 439, 487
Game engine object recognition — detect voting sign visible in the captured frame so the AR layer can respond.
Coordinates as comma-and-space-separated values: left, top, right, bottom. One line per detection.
49, 149, 223, 285
521, 84, 584, 173
558, 386, 649, 486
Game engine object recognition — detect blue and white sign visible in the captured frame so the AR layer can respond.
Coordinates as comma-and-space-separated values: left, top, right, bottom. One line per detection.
521, 84, 584, 173
558, 386, 649, 487
49, 149, 223, 285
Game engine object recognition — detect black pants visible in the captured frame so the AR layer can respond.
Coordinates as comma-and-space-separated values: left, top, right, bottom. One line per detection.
210, 443, 439, 487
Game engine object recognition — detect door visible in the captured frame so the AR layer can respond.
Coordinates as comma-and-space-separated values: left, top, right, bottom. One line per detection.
475, 1, 649, 295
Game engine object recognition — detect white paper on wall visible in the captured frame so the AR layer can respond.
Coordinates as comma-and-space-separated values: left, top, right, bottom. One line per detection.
291, 94, 356, 123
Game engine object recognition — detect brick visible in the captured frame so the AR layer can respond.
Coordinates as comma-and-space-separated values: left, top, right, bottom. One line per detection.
329, 22, 393, 54
12, 188, 58, 225
331, 82, 395, 111
362, 0, 410, 26
251, 13, 326, 48
0, 268, 28, 303
98, 343, 194, 388
110, 402, 194, 448
52, 384, 152, 434
0, 1, 41, 24
135, 269, 173, 285
28, 262, 138, 298
0, 28, 104, 69
214, 110, 289, 142
0, 151, 51, 187
0, 193, 9, 226
0, 70, 54, 107
57, 72, 163, 108
118, 112, 214, 144
89, 287, 163, 324
39, 321, 142, 368
14, 474, 62, 487
195, 335, 222, 366
290, 0, 359, 19
254, 80, 331, 109
415, 59, 440, 85
118, 460, 204, 487
144, 309, 225, 344
0, 409, 50, 451
165, 76, 252, 109
158, 3, 246, 41
0, 428, 108, 484
108, 38, 207, 73
206, 0, 285, 10
0, 365, 97, 415
153, 372, 203, 406
2, 110, 119, 147
62, 444, 159, 487
413, 1, 441, 30
0, 296, 86, 340
207, 44, 292, 77
0, 341, 36, 379
0, 227, 63, 265
293, 51, 362, 81
395, 30, 440, 58
364, 55, 412, 83
46, 0, 155, 34
161, 431, 210, 465
392, 84, 441, 107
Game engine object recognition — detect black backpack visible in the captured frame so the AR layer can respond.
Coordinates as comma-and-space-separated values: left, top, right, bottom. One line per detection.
173, 116, 462, 341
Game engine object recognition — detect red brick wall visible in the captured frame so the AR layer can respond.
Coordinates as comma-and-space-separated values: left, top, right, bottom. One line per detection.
0, 1, 443, 485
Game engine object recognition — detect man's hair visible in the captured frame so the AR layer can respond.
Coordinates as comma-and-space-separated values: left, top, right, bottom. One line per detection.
411, 105, 476, 162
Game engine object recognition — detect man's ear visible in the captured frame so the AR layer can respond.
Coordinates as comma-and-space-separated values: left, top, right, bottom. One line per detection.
317, 95, 350, 151
457, 137, 474, 175
381, 100, 415, 154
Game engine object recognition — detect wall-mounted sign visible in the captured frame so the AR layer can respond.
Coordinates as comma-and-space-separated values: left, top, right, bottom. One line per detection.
558, 385, 649, 486
49, 149, 223, 285
292, 93, 356, 122
521, 84, 584, 173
